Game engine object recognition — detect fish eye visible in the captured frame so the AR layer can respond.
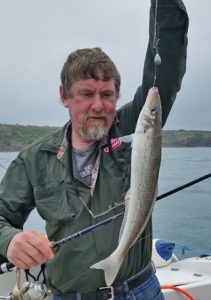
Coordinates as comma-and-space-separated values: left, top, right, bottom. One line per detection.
151, 108, 157, 114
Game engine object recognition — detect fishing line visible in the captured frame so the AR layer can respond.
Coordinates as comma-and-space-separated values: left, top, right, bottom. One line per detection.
133, 233, 153, 247
0, 162, 7, 170
67, 127, 126, 219
51, 173, 211, 247
153, 0, 158, 49
1, 173, 211, 273
153, 0, 161, 87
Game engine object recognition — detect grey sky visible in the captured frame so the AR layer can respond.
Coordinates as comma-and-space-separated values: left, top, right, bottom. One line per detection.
0, 0, 210, 130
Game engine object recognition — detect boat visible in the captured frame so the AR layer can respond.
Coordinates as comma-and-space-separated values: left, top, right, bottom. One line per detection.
153, 239, 211, 300
1, 239, 211, 300
157, 255, 211, 299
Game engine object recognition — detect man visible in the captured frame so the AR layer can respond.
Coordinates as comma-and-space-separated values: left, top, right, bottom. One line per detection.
0, 1, 188, 299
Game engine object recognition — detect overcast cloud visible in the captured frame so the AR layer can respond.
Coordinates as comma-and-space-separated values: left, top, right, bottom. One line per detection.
0, 0, 210, 130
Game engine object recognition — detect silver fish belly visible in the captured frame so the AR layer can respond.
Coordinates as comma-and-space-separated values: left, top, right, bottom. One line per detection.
91, 87, 162, 286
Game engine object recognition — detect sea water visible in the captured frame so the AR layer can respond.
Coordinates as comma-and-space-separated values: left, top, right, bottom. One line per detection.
153, 147, 211, 258
0, 148, 210, 259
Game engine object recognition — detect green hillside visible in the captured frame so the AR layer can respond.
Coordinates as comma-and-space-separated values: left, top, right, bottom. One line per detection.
163, 130, 211, 147
0, 124, 211, 151
0, 124, 58, 151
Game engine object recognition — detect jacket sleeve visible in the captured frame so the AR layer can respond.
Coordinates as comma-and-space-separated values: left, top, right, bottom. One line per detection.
117, 0, 189, 133
0, 154, 35, 257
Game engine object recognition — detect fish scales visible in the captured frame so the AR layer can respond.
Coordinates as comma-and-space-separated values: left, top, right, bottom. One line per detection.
91, 87, 162, 286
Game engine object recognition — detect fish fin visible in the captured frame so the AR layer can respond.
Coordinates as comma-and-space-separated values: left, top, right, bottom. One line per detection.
90, 253, 123, 286
118, 189, 131, 243
119, 134, 134, 145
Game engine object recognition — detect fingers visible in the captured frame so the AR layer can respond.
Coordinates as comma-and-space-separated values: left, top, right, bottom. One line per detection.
7, 231, 54, 269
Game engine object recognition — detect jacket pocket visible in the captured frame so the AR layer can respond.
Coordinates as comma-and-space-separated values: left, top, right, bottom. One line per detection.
34, 179, 76, 225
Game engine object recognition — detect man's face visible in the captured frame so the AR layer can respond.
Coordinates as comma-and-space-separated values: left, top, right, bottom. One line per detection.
60, 75, 118, 143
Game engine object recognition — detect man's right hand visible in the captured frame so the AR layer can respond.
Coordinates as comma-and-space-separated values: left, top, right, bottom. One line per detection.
7, 230, 54, 269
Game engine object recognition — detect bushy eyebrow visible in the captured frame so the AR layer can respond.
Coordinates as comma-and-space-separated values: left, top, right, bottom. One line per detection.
78, 87, 115, 93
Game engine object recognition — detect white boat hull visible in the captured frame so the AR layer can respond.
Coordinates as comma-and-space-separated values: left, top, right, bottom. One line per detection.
157, 256, 211, 300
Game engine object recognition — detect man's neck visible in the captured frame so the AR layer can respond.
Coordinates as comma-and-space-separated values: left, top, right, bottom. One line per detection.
71, 130, 95, 150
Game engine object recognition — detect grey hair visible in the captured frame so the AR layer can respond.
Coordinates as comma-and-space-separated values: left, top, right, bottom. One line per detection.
60, 47, 121, 98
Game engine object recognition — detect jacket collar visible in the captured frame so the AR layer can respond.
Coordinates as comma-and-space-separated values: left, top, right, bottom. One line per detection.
39, 113, 120, 158
39, 122, 70, 156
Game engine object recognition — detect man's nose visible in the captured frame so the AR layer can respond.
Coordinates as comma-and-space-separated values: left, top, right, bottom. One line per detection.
91, 93, 103, 112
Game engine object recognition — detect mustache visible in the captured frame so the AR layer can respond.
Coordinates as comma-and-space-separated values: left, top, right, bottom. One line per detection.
85, 113, 107, 119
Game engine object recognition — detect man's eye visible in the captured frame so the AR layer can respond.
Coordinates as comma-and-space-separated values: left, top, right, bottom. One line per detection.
81, 92, 93, 97
101, 93, 115, 100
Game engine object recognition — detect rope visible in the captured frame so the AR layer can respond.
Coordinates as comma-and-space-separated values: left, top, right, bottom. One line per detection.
175, 243, 211, 257
161, 285, 195, 300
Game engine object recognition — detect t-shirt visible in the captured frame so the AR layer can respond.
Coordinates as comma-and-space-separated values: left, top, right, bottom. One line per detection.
72, 142, 98, 186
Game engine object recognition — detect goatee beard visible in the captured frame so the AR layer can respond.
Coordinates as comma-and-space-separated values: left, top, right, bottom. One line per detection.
79, 125, 109, 141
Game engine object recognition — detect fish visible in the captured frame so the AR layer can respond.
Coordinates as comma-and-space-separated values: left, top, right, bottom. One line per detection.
90, 87, 162, 286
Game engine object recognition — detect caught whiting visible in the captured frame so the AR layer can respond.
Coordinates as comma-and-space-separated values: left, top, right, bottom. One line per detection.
91, 87, 162, 286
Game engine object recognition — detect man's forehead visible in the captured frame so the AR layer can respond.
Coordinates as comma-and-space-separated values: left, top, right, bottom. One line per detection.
71, 78, 116, 90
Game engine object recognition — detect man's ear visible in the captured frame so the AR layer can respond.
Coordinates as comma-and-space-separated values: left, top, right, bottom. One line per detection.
60, 85, 69, 107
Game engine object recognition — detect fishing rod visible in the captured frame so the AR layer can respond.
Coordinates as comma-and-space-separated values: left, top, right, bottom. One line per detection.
52, 172, 211, 247
0, 172, 210, 274
156, 172, 211, 201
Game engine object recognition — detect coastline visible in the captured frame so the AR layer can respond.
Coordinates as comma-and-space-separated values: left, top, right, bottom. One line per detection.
0, 147, 23, 152
1, 145, 211, 152
1, 124, 211, 150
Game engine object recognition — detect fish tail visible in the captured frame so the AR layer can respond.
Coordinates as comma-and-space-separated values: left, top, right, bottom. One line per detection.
90, 252, 122, 286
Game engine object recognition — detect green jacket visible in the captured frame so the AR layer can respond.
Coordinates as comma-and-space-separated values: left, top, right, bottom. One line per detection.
0, 0, 188, 294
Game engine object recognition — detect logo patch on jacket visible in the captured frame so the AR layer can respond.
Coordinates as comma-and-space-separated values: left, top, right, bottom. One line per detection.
104, 138, 122, 153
